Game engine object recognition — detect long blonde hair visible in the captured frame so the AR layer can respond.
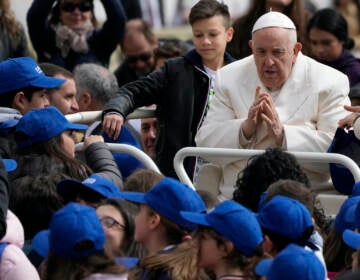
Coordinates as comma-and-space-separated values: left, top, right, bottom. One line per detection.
130, 206, 209, 280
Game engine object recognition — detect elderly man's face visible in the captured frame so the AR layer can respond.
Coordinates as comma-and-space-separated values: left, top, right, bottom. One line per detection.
250, 27, 301, 91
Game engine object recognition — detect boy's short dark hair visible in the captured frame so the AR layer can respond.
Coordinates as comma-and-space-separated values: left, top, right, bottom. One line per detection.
189, 0, 231, 28
0, 86, 44, 108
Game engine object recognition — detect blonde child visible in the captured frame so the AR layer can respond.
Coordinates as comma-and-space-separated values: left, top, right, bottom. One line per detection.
120, 177, 208, 280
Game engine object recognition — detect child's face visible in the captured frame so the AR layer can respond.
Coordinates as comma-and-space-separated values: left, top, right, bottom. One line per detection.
134, 204, 152, 243
195, 230, 224, 271
192, 15, 233, 68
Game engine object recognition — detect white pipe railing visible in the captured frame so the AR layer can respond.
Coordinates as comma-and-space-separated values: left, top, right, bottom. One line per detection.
174, 147, 360, 190
66, 108, 155, 123
75, 143, 160, 173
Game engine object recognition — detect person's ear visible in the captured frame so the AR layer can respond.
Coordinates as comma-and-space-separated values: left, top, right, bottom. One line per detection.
292, 42, 302, 63
12, 92, 28, 114
79, 92, 92, 106
262, 235, 277, 256
148, 212, 161, 230
249, 40, 253, 51
226, 27, 234, 42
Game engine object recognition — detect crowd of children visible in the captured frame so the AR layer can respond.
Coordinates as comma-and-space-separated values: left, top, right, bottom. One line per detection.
1, 0, 360, 279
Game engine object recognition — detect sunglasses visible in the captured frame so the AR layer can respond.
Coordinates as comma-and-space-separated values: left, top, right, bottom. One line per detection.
100, 216, 125, 230
126, 52, 153, 64
60, 2, 93, 12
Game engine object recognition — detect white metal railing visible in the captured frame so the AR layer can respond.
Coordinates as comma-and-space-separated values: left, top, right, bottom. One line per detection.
75, 143, 160, 173
174, 147, 360, 190
66, 108, 155, 123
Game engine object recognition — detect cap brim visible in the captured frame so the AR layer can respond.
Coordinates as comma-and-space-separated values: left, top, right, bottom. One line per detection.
32, 230, 50, 258
30, 75, 65, 89
66, 123, 88, 131
343, 229, 360, 250
57, 179, 83, 201
120, 191, 146, 204
180, 211, 210, 227
3, 159, 17, 172
115, 257, 139, 269
255, 258, 273, 276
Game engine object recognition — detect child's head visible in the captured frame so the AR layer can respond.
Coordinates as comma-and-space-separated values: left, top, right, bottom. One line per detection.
15, 106, 87, 150
255, 244, 325, 280
96, 198, 146, 259
189, 0, 231, 28
189, 0, 233, 67
56, 174, 122, 207
34, 202, 105, 259
0, 57, 65, 113
121, 177, 206, 246
123, 168, 164, 193
257, 195, 314, 254
181, 200, 263, 274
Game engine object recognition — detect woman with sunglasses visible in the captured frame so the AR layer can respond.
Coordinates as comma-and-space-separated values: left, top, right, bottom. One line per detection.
27, 0, 126, 71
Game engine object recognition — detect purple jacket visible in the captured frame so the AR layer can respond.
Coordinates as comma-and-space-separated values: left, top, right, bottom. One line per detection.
320, 50, 360, 87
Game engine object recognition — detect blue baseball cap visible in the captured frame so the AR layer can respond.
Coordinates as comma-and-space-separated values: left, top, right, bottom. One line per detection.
2, 159, 17, 172
32, 202, 105, 259
343, 229, 360, 250
0, 57, 65, 94
257, 195, 313, 240
334, 196, 360, 234
255, 244, 325, 280
180, 200, 263, 257
57, 174, 123, 201
352, 182, 360, 196
15, 106, 88, 148
120, 177, 206, 230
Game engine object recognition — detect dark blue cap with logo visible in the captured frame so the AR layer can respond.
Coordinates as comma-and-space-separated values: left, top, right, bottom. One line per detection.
0, 57, 65, 94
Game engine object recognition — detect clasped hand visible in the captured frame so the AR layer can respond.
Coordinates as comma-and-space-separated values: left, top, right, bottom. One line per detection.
242, 86, 284, 146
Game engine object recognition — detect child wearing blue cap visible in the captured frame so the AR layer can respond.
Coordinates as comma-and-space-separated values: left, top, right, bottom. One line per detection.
257, 195, 315, 255
180, 200, 264, 279
10, 106, 122, 186
96, 199, 146, 259
0, 57, 66, 158
120, 177, 208, 280
57, 173, 122, 207
35, 203, 127, 279
255, 244, 325, 280
324, 196, 360, 277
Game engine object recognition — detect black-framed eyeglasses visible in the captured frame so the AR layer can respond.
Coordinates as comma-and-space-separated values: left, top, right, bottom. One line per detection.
100, 216, 125, 230
60, 2, 93, 12
126, 52, 153, 64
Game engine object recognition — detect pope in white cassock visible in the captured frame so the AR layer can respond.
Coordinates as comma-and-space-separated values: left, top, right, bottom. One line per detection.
195, 11, 351, 200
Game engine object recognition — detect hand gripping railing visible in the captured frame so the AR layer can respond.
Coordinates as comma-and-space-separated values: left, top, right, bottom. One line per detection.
75, 143, 160, 173
66, 108, 156, 123
174, 147, 360, 190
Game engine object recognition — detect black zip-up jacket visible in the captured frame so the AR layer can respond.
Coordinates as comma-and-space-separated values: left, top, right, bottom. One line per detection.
103, 49, 235, 179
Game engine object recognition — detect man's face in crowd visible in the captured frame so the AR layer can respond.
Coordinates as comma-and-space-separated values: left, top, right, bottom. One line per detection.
250, 27, 301, 91
123, 32, 157, 77
141, 117, 158, 160
48, 74, 79, 114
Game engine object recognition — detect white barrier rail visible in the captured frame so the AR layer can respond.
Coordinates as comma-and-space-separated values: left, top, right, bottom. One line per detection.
75, 143, 160, 173
66, 108, 156, 123
174, 147, 360, 190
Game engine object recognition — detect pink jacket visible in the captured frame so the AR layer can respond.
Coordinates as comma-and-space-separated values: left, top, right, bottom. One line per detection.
0, 210, 40, 280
